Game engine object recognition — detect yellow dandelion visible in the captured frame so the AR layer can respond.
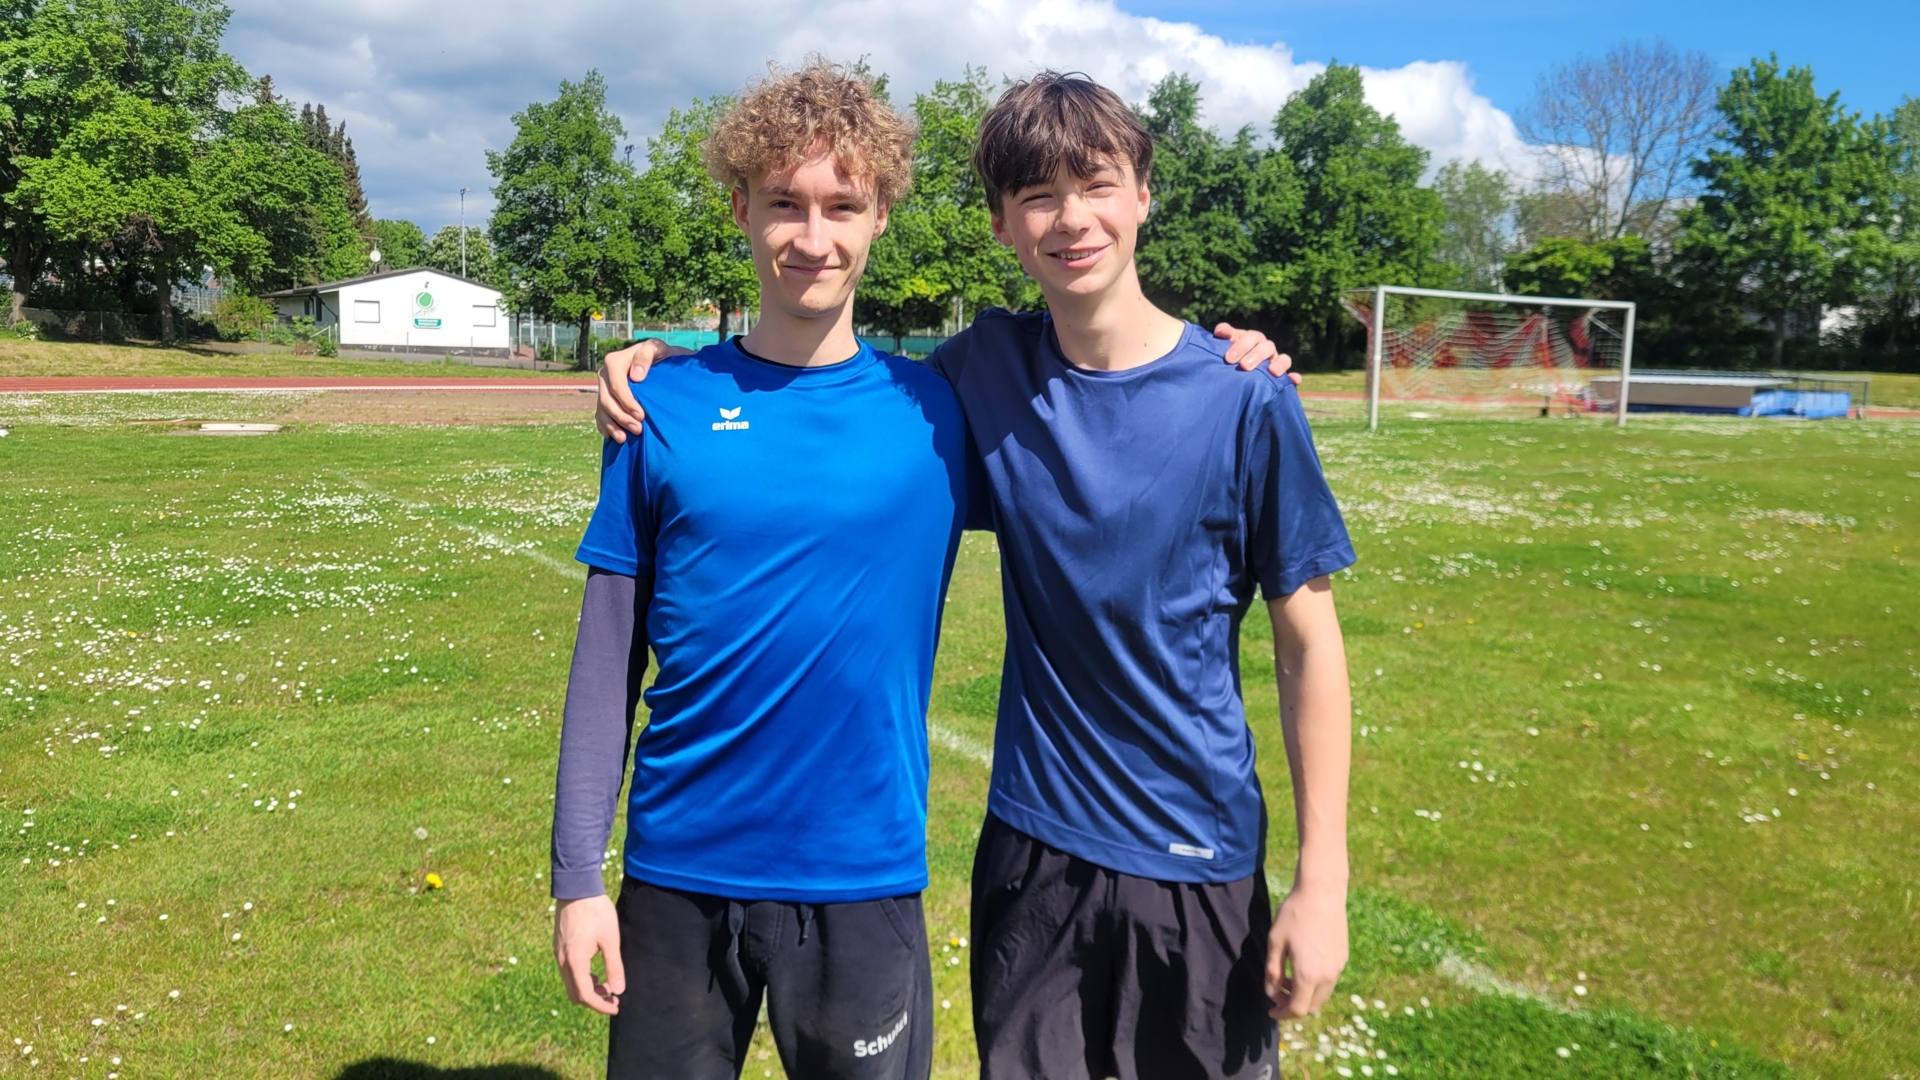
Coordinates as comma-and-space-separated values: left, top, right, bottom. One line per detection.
425, 872, 444, 890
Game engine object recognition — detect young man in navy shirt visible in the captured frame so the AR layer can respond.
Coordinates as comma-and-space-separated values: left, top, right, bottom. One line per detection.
551, 63, 969, 1080
591, 73, 1342, 1080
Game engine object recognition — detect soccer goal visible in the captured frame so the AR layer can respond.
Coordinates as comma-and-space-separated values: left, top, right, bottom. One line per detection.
1343, 285, 1637, 430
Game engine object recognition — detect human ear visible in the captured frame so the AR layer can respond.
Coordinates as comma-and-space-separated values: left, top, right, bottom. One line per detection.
873, 200, 890, 238
989, 213, 1013, 247
730, 187, 750, 231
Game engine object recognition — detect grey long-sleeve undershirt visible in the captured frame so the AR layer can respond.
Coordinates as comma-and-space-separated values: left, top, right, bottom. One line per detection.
549, 567, 652, 900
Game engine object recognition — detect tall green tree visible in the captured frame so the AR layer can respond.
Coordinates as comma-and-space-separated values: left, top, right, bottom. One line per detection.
859, 68, 1031, 350
18, 91, 258, 341
1433, 160, 1515, 292
1134, 73, 1286, 327
1677, 56, 1891, 365
1266, 64, 1445, 364
370, 219, 428, 270
0, 0, 247, 323
299, 101, 372, 235
1502, 235, 1651, 300
1860, 97, 1920, 359
206, 91, 366, 292
425, 224, 504, 293
646, 97, 756, 340
489, 72, 682, 365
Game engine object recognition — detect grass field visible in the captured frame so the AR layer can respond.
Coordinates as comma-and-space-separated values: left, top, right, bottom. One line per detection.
0, 339, 584, 381
1, 392, 1914, 1079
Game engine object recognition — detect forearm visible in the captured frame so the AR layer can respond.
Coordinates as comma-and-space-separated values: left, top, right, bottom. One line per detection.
551, 568, 651, 900
1271, 586, 1351, 892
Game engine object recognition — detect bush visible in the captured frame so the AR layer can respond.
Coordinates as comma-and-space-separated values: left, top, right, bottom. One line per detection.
208, 295, 277, 341
0, 318, 41, 341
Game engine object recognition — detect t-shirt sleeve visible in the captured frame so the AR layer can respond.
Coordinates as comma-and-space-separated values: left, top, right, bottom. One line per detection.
962, 428, 995, 533
923, 336, 961, 385
1245, 379, 1356, 598
575, 431, 652, 575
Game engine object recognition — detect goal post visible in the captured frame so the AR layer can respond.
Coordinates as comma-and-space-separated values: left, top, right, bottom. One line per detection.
1347, 285, 1637, 431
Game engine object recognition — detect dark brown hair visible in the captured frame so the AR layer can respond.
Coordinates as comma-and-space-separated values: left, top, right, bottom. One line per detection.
972, 72, 1154, 216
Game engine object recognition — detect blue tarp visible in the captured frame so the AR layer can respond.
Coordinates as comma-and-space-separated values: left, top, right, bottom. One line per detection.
1740, 390, 1852, 419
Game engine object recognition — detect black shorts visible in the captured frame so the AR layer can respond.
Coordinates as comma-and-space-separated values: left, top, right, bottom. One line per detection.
970, 814, 1279, 1080
608, 877, 933, 1080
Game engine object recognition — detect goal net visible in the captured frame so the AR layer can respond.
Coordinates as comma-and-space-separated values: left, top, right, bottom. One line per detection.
1342, 285, 1636, 428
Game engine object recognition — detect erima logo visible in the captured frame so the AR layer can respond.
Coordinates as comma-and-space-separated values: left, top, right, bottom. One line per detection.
852, 1009, 909, 1058
1169, 842, 1216, 860
711, 406, 749, 431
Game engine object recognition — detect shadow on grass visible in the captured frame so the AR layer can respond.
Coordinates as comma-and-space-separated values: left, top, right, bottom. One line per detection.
333, 1060, 566, 1080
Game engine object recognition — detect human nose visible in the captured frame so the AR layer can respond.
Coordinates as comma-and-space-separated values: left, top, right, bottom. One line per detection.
1054, 192, 1094, 234
793, 207, 834, 261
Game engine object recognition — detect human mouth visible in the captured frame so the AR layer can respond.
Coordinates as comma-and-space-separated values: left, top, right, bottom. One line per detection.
1045, 245, 1106, 269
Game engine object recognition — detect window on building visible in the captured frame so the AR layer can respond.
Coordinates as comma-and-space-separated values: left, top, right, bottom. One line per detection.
472, 305, 497, 328
354, 300, 381, 323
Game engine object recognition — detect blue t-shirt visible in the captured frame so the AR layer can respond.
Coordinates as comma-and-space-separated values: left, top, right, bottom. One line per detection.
575, 338, 971, 902
928, 311, 1355, 883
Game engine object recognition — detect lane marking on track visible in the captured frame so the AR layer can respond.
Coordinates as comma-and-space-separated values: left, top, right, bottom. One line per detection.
334, 472, 584, 581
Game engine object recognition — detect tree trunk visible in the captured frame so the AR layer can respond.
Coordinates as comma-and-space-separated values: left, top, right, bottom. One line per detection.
6, 233, 40, 326
716, 305, 731, 343
1771, 309, 1786, 368
576, 314, 594, 369
158, 288, 176, 346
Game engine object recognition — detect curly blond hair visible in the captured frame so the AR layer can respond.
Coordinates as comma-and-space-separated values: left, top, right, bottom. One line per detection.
703, 58, 916, 207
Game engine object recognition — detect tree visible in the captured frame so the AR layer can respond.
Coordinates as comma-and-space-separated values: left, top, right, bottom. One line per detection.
301, 101, 372, 234
1134, 73, 1285, 328
1518, 39, 1719, 241
646, 97, 757, 340
489, 72, 683, 365
0, 0, 246, 324
1858, 97, 1920, 360
859, 68, 1031, 350
1503, 235, 1651, 300
371, 219, 428, 270
1266, 63, 1444, 365
425, 225, 503, 292
1677, 56, 1891, 365
1433, 160, 1515, 292
205, 93, 367, 293
18, 91, 258, 342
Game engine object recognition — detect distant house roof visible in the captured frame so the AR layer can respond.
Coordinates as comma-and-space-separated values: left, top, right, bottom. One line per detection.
261, 266, 500, 298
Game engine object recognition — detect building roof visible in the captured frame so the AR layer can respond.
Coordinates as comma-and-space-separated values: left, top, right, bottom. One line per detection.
261, 266, 500, 299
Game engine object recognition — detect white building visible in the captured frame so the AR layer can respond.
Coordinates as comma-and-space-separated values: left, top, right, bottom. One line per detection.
263, 268, 509, 356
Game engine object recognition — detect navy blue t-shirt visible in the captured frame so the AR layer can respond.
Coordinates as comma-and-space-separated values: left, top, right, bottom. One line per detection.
575, 338, 970, 901
928, 312, 1355, 882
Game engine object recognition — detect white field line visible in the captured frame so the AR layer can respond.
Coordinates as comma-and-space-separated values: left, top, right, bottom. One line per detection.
930, 721, 993, 769
1261, 873, 1568, 1012
334, 472, 584, 581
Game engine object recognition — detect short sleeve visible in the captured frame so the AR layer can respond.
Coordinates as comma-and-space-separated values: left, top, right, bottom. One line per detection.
575, 432, 652, 576
1245, 380, 1355, 598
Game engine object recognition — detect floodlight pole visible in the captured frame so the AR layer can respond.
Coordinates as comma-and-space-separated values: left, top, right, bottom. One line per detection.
1616, 302, 1636, 428
1366, 284, 1385, 432
458, 188, 469, 278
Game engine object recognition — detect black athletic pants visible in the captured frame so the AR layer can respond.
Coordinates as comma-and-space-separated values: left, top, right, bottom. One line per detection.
608, 877, 934, 1080
970, 814, 1279, 1080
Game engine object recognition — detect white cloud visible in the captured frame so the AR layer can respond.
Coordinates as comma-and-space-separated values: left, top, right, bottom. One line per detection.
227, 0, 1532, 228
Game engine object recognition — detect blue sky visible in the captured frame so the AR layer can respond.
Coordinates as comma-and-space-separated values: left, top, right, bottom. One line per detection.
1128, 0, 1917, 118
230, 0, 1918, 232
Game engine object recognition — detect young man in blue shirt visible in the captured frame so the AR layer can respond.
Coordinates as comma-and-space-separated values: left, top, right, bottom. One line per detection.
551, 63, 968, 1080
591, 72, 1341, 1080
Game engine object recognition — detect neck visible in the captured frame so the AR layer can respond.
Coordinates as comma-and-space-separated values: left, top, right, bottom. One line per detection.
1043, 263, 1186, 372
738, 293, 861, 368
